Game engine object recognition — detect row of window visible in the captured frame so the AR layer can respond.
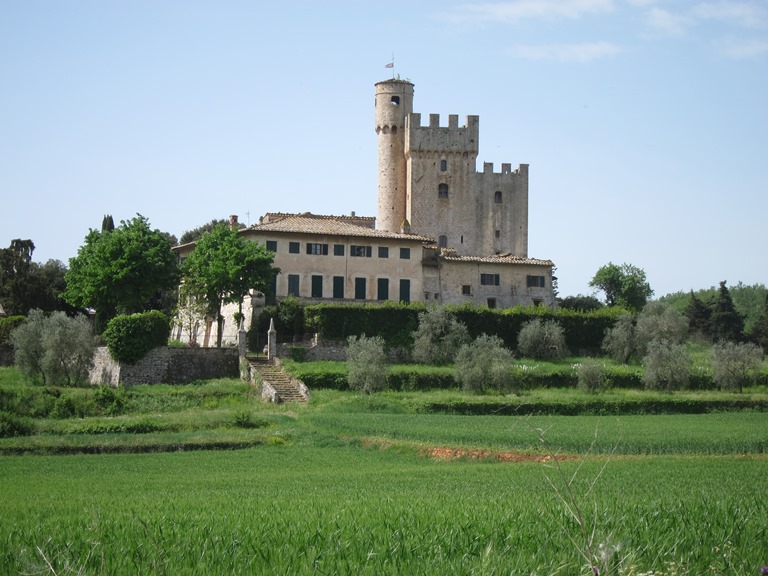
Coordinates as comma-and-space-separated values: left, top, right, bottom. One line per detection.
436, 184, 504, 203
267, 240, 411, 260
286, 274, 411, 303
461, 275, 545, 294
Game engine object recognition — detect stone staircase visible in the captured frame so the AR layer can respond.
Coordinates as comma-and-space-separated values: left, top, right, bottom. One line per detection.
248, 357, 308, 403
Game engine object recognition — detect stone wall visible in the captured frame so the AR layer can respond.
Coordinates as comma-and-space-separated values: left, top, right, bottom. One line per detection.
90, 346, 240, 387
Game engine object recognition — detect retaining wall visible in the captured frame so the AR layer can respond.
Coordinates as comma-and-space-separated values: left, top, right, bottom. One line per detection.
90, 346, 240, 387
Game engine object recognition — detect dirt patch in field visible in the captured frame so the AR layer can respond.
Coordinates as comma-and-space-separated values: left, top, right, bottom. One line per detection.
422, 447, 577, 463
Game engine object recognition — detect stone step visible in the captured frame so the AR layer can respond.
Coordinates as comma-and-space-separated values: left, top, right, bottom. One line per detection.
247, 357, 307, 403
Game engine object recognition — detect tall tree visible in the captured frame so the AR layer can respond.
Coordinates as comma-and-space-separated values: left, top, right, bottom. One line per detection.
684, 290, 711, 338
589, 262, 653, 312
0, 239, 36, 316
181, 224, 277, 348
748, 294, 768, 353
710, 281, 744, 343
63, 214, 180, 332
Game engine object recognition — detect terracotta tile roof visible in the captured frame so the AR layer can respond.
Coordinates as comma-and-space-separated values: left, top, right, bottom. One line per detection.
261, 212, 376, 225
245, 215, 433, 243
440, 252, 554, 266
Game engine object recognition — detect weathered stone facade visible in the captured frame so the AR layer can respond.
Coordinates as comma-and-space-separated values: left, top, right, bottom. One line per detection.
90, 347, 239, 387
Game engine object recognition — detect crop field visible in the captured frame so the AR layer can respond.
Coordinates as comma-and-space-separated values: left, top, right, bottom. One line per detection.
1, 369, 767, 575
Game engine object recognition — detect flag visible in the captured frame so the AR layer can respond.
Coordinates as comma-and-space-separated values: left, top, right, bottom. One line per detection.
385, 62, 394, 68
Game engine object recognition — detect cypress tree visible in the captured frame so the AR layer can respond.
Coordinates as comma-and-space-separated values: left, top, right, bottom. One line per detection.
710, 281, 744, 343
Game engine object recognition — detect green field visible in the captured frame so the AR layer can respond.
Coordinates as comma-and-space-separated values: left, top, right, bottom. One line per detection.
1, 368, 767, 575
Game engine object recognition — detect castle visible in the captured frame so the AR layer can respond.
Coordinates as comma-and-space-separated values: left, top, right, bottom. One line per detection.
174, 78, 555, 346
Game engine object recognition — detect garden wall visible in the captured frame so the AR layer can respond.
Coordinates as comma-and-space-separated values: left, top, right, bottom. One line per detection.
90, 347, 240, 387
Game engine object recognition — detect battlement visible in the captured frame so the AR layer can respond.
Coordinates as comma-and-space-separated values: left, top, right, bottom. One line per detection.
405, 113, 479, 154
480, 162, 529, 177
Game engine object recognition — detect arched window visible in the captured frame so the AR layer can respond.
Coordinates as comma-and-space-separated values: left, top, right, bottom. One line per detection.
438, 183, 449, 198
494, 191, 502, 204
438, 235, 448, 247
390, 96, 400, 106
440, 159, 448, 171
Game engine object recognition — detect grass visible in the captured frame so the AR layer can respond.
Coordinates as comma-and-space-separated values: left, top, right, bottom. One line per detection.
1, 365, 768, 574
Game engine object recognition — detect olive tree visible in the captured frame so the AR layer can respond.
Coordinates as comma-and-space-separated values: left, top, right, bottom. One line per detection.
642, 339, 690, 392
411, 307, 469, 365
455, 334, 514, 394
634, 301, 688, 358
516, 318, 568, 360
346, 335, 388, 394
602, 312, 635, 364
711, 341, 763, 393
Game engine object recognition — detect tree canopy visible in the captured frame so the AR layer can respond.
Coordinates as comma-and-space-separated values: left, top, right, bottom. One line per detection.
63, 215, 180, 331
181, 224, 277, 347
179, 218, 244, 245
589, 262, 653, 312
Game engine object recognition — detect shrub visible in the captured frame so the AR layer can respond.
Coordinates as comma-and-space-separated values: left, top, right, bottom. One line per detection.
711, 341, 764, 393
11, 310, 94, 386
93, 385, 126, 415
346, 335, 388, 394
103, 310, 170, 363
455, 334, 514, 394
634, 301, 688, 358
577, 362, 609, 394
411, 307, 469, 365
516, 319, 568, 361
0, 411, 34, 438
642, 339, 690, 392
602, 312, 635, 364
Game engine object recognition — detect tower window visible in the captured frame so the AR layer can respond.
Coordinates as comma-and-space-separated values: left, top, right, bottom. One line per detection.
440, 159, 448, 171
494, 191, 502, 203
438, 235, 448, 247
438, 183, 449, 198
495, 229, 500, 239
391, 96, 400, 105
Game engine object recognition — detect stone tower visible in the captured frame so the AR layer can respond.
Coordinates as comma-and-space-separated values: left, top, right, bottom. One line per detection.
374, 79, 414, 233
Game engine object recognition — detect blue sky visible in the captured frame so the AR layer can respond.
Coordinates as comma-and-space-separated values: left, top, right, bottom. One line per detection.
1, 0, 766, 299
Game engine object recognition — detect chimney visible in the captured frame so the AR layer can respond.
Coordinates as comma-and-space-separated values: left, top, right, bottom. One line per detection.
229, 215, 239, 229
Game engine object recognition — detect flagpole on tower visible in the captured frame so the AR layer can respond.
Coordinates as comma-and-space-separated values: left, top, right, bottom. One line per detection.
385, 52, 395, 78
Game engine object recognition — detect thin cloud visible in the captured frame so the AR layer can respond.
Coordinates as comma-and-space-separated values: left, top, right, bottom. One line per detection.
719, 37, 768, 58
508, 41, 621, 62
646, 7, 692, 35
694, 2, 768, 29
442, 0, 615, 23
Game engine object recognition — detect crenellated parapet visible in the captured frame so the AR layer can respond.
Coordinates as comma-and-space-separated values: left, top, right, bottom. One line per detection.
405, 113, 479, 155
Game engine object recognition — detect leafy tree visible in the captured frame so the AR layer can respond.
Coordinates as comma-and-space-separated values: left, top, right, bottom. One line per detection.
181, 224, 277, 348
576, 361, 608, 394
179, 218, 243, 245
516, 318, 568, 360
589, 262, 653, 312
558, 294, 604, 312
601, 312, 635, 363
642, 339, 690, 392
346, 334, 388, 394
709, 281, 744, 343
64, 215, 180, 332
411, 307, 469, 365
455, 334, 514, 394
11, 309, 94, 386
101, 215, 115, 233
634, 301, 688, 358
711, 341, 763, 393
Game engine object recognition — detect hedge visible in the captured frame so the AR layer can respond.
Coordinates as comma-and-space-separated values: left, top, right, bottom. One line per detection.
103, 311, 170, 364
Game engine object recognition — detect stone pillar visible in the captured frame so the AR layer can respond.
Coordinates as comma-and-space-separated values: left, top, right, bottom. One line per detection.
238, 317, 247, 357
267, 318, 277, 360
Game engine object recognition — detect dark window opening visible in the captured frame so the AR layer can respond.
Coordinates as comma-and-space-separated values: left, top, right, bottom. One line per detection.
306, 243, 328, 255
440, 159, 447, 171
390, 95, 400, 105
287, 274, 300, 297
399, 247, 410, 259
400, 279, 411, 303
333, 276, 344, 299
480, 273, 500, 286
266, 240, 277, 252
288, 242, 300, 254
333, 244, 345, 256
533, 299, 543, 307
527, 275, 546, 288
438, 235, 448, 248
438, 183, 449, 198
494, 191, 502, 204
311, 275, 323, 298
487, 298, 497, 309
495, 229, 501, 239
377, 278, 389, 301
462, 285, 471, 295
354, 277, 366, 300
351, 245, 372, 257
378, 246, 389, 258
